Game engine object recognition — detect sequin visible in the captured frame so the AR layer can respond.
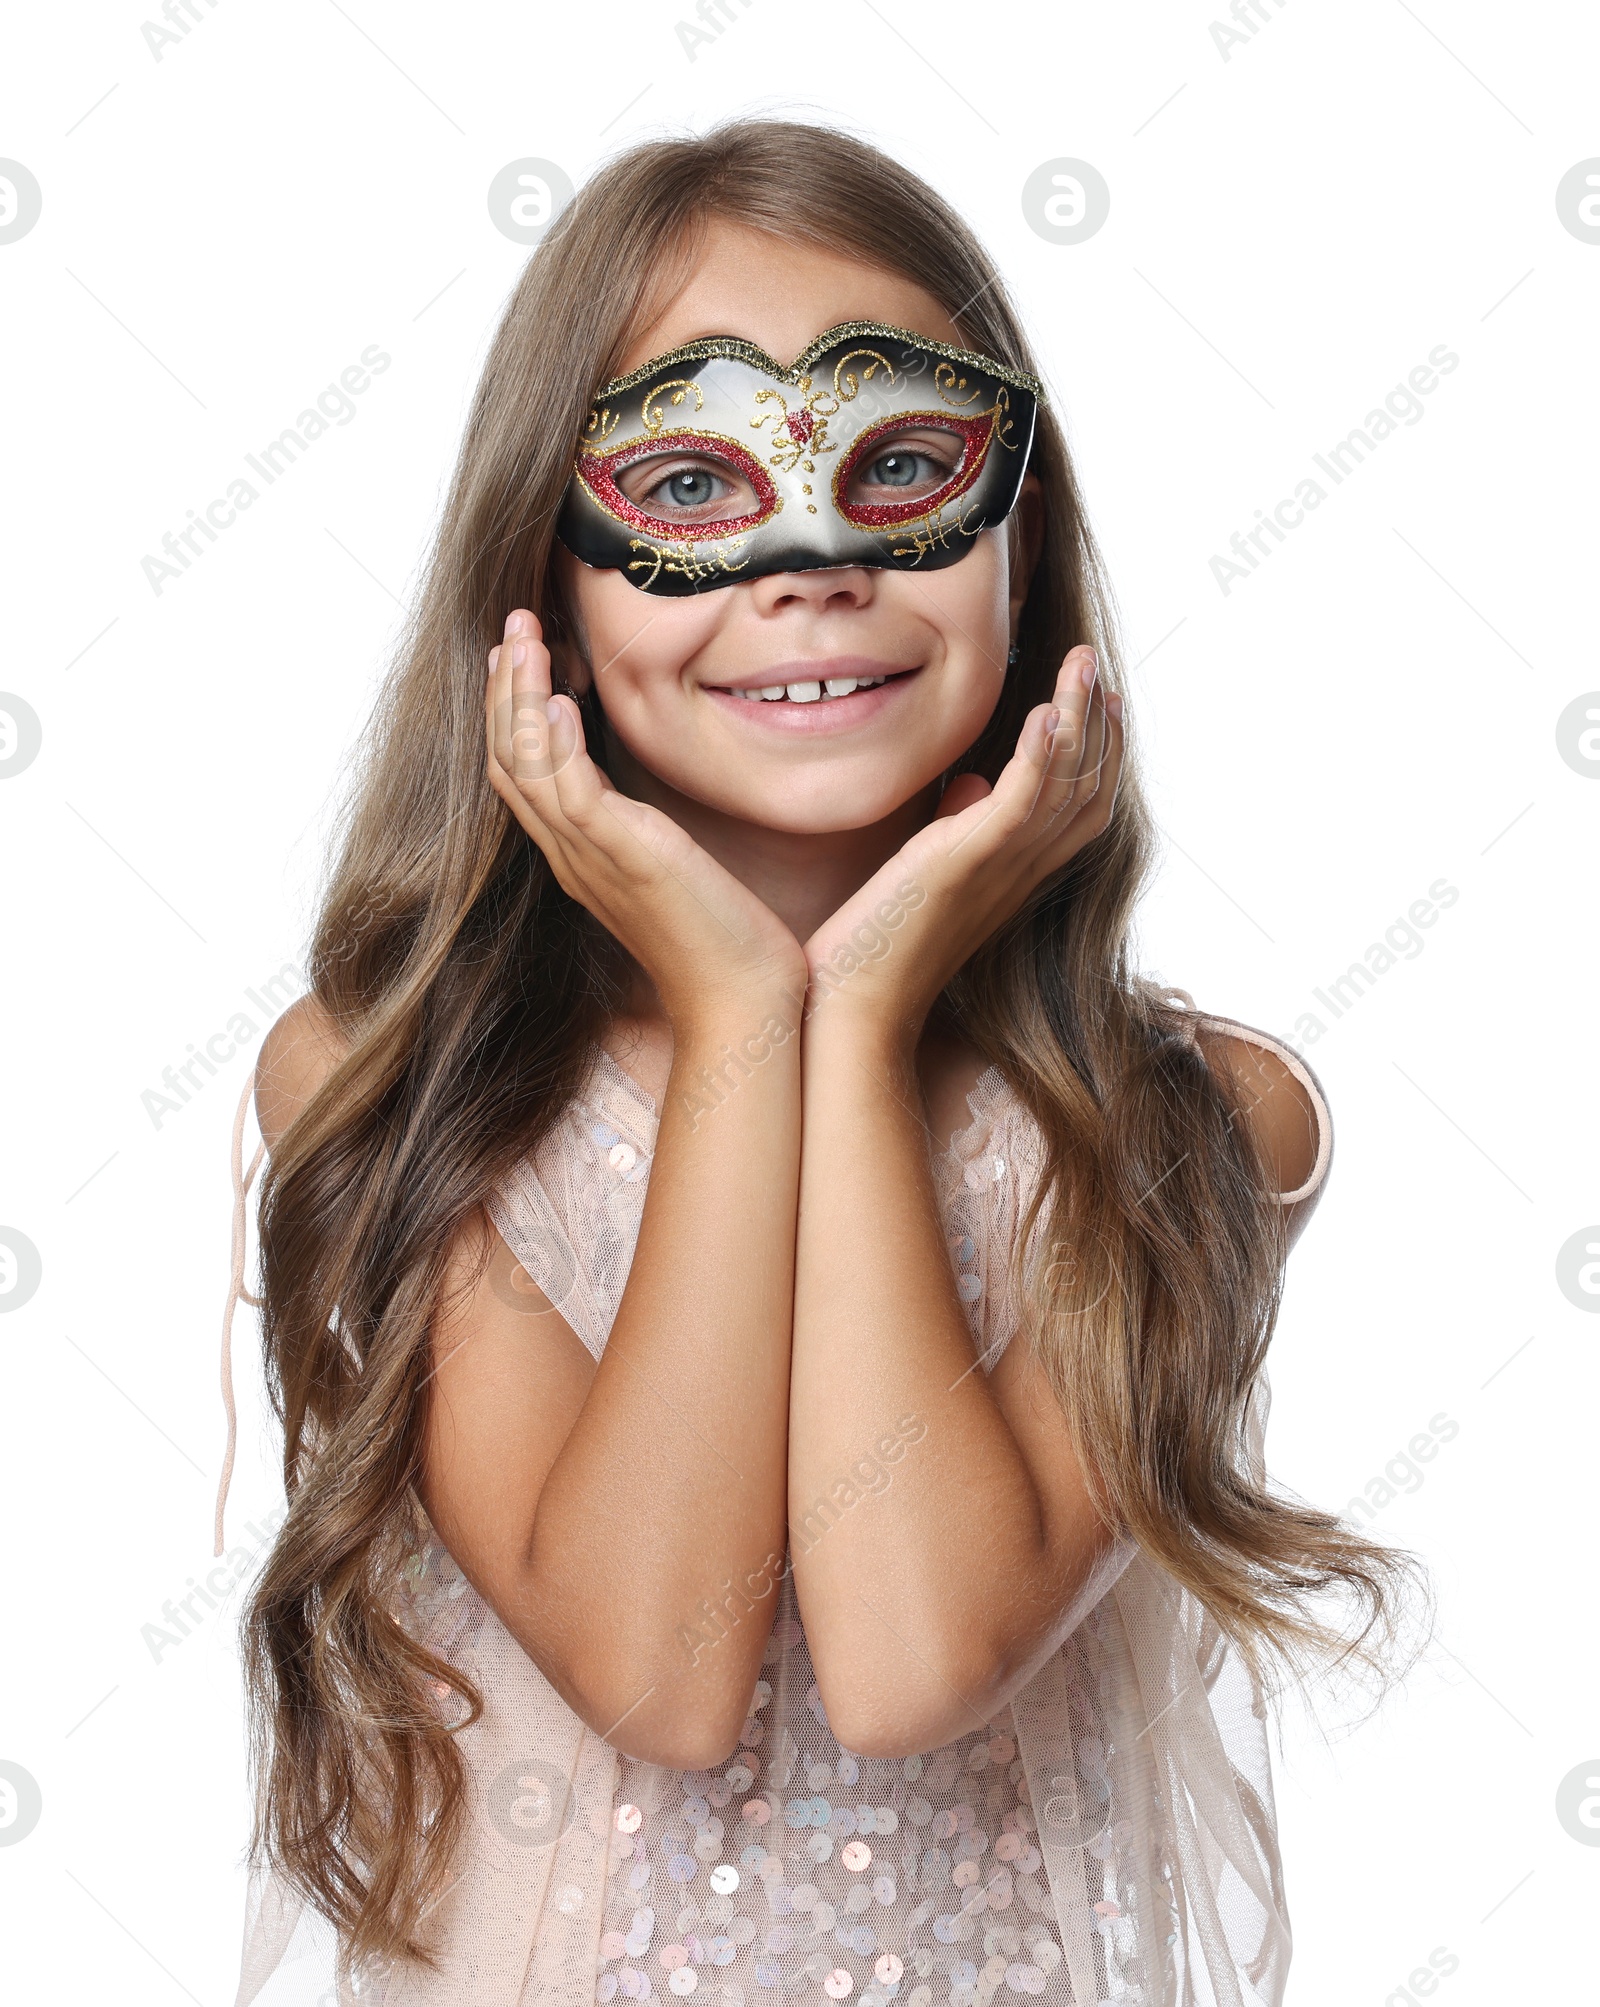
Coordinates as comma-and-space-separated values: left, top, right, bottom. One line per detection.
823, 1971, 854, 1998
669, 1969, 698, 1995
617, 1805, 643, 1834
601, 1587, 1073, 2007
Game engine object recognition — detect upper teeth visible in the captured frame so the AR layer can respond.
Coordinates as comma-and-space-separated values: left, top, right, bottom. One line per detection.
734, 677, 888, 702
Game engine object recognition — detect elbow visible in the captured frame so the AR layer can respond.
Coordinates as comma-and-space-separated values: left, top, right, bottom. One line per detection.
818, 1653, 1005, 1762
611, 1717, 747, 1773
586, 1682, 750, 1770
533, 1641, 752, 1773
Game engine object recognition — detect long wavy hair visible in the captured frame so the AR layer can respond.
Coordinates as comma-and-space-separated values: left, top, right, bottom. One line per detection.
244, 115, 1418, 1974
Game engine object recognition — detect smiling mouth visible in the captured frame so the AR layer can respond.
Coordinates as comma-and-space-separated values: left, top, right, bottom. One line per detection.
707, 663, 919, 706
727, 674, 890, 704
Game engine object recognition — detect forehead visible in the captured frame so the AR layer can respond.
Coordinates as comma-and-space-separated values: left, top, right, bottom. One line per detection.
614, 217, 967, 379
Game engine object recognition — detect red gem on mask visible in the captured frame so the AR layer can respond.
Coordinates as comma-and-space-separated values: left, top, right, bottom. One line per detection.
785, 408, 815, 445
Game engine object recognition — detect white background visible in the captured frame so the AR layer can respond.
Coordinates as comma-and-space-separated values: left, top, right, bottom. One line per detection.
1, 1, 1596, 2000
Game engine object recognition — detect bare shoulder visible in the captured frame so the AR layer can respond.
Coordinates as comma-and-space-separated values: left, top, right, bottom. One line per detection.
255, 993, 350, 1153
1192, 1015, 1332, 1212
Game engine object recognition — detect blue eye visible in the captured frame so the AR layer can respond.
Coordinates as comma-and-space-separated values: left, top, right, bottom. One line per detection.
622, 456, 752, 517
851, 433, 962, 500
662, 468, 721, 507
864, 451, 928, 488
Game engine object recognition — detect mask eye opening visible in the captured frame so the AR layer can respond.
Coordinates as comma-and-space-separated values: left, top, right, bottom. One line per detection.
575, 430, 780, 541
831, 411, 999, 530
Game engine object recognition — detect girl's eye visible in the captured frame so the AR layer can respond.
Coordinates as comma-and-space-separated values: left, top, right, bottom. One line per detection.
660, 468, 721, 508
849, 432, 963, 500
863, 450, 937, 488
618, 455, 755, 519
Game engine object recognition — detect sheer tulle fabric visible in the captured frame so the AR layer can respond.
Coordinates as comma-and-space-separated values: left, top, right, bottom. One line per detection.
235, 1022, 1326, 2007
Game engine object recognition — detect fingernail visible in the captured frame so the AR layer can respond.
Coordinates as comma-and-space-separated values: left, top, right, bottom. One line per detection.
488, 645, 500, 670
511, 640, 526, 668
1080, 650, 1098, 691
507, 610, 526, 635
1106, 692, 1123, 720
1044, 707, 1061, 740
544, 696, 563, 724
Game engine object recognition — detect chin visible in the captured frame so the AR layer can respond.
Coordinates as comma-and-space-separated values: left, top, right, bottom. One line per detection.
714, 766, 937, 834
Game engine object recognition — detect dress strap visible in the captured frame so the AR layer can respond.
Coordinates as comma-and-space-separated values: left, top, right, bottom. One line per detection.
1193, 1010, 1333, 1206
215, 1068, 266, 1558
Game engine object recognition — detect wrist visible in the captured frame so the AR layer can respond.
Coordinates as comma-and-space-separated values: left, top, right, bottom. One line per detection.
668, 983, 808, 1070
801, 988, 925, 1071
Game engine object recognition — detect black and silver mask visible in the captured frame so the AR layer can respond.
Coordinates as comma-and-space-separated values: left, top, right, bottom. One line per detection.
555, 320, 1044, 596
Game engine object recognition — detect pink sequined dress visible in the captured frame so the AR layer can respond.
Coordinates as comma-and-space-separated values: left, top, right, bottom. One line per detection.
232, 1016, 1331, 2007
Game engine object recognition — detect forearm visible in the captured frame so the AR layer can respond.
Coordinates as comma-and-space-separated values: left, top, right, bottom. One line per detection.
524, 997, 801, 1764
789, 1013, 1072, 1756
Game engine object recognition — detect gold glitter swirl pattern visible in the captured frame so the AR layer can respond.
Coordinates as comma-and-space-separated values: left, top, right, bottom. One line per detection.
589, 319, 1046, 406
643, 379, 705, 434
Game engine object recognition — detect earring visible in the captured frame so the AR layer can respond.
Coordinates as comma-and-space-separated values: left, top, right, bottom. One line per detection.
1006, 642, 1021, 668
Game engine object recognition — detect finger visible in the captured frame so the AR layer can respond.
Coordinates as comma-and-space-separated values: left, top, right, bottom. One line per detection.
1036, 646, 1099, 814
941, 710, 1057, 859
541, 692, 612, 829
1039, 685, 1123, 864
487, 609, 548, 769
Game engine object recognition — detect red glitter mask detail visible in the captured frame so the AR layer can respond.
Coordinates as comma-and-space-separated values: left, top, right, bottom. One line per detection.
831, 413, 999, 530
574, 432, 780, 542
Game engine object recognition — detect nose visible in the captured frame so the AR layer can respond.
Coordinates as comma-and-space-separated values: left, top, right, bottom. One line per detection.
747, 565, 876, 614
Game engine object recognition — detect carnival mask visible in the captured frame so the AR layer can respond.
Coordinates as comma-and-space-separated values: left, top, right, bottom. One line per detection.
555, 320, 1044, 596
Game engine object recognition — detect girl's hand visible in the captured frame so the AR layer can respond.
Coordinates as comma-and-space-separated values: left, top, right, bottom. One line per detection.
800, 646, 1122, 1044
486, 610, 806, 1027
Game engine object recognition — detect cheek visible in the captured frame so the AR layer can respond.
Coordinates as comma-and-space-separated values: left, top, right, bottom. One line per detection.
908, 535, 1012, 648
568, 566, 719, 690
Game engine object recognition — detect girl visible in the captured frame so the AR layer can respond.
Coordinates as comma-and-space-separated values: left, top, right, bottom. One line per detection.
226, 118, 1410, 2007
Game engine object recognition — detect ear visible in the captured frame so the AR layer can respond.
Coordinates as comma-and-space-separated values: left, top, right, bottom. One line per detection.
1006, 472, 1045, 639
